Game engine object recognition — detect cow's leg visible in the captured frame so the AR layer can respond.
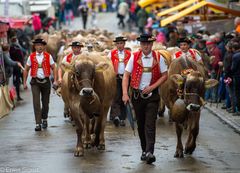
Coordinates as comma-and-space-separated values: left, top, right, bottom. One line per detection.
83, 117, 92, 149
64, 104, 70, 118
185, 113, 200, 154
73, 114, 84, 157
174, 122, 184, 158
95, 106, 108, 150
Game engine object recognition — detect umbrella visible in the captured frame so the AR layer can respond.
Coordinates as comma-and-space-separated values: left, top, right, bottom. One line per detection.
126, 102, 135, 136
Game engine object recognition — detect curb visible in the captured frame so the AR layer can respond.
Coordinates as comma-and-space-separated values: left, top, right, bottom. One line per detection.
204, 104, 240, 134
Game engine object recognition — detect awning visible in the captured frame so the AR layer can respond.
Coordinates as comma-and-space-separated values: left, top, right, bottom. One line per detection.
157, 0, 198, 17
160, 0, 240, 27
138, 0, 168, 8
0, 17, 30, 29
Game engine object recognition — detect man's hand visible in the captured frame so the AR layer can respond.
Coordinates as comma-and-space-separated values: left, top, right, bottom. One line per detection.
58, 78, 62, 85
23, 83, 28, 90
122, 94, 130, 105
17, 62, 25, 71
142, 85, 154, 94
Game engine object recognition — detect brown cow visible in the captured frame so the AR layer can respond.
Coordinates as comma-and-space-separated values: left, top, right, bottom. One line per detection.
159, 57, 218, 158
61, 52, 116, 157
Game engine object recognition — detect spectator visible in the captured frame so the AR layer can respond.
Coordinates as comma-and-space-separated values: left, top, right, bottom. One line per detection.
78, 1, 89, 29
32, 13, 42, 35
117, 0, 129, 28
9, 36, 25, 101
137, 7, 148, 33
231, 40, 240, 116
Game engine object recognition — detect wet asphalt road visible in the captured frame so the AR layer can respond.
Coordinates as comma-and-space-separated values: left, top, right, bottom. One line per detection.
0, 88, 240, 173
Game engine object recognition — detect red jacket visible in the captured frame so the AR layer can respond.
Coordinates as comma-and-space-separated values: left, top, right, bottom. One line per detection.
130, 50, 161, 89
30, 52, 51, 77
111, 49, 131, 74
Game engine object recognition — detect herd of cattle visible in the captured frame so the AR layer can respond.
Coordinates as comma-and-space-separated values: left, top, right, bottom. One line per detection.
32, 29, 218, 158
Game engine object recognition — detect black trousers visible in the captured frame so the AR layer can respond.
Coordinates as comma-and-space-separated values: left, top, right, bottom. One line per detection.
131, 89, 160, 154
110, 76, 126, 120
233, 76, 240, 111
30, 78, 51, 124
13, 68, 22, 98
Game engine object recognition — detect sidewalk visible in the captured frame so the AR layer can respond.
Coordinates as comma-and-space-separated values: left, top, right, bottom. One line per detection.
205, 103, 240, 134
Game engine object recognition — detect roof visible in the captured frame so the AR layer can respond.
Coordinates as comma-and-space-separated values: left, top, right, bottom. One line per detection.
159, 0, 240, 27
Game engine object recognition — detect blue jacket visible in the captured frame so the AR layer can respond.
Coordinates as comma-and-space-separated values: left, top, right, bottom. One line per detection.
231, 51, 240, 77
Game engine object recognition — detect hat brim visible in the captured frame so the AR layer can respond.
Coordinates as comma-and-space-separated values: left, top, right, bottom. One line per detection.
113, 38, 127, 42
137, 37, 156, 42
69, 44, 84, 47
32, 41, 47, 45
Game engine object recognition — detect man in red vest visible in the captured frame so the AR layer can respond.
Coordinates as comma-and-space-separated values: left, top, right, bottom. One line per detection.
173, 37, 203, 63
122, 34, 168, 164
58, 41, 83, 85
23, 38, 57, 131
108, 36, 131, 127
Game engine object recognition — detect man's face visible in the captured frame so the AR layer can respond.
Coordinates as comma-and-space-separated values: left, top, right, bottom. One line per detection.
140, 41, 153, 55
179, 42, 189, 52
34, 43, 45, 53
116, 41, 125, 51
72, 46, 82, 55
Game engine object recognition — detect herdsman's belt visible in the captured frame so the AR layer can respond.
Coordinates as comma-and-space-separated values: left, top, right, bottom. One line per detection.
132, 89, 152, 99
143, 67, 151, 72
38, 64, 42, 68
119, 59, 124, 62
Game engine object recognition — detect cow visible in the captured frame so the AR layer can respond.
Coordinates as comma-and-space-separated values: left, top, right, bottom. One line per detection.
61, 52, 116, 157
159, 57, 218, 158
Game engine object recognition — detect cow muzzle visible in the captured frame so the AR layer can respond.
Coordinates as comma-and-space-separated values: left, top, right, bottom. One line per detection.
186, 103, 201, 112
79, 88, 94, 96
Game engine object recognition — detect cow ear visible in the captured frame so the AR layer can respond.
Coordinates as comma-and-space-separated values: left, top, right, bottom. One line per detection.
95, 62, 109, 72
170, 74, 184, 86
61, 62, 74, 72
205, 79, 218, 89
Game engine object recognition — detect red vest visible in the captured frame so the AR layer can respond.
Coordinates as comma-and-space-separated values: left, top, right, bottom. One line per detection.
30, 52, 51, 77
175, 49, 196, 60
111, 49, 131, 74
130, 50, 161, 89
66, 53, 73, 63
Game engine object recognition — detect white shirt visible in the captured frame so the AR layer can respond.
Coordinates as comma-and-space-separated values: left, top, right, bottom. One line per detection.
26, 52, 55, 79
108, 50, 126, 75
125, 52, 168, 90
62, 53, 77, 63
173, 50, 202, 61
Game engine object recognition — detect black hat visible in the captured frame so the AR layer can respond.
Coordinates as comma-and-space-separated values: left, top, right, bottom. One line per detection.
113, 36, 127, 42
32, 38, 47, 45
69, 41, 84, 47
177, 37, 191, 44
137, 34, 156, 42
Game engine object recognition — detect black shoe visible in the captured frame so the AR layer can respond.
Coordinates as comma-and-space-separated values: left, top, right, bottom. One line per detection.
140, 152, 146, 161
120, 120, 126, 127
42, 120, 48, 129
113, 117, 120, 127
228, 109, 236, 113
17, 97, 23, 101
221, 105, 227, 109
233, 112, 240, 116
35, 124, 41, 131
146, 152, 156, 164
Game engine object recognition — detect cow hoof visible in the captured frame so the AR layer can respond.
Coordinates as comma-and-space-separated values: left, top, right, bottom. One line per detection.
97, 144, 105, 150
174, 151, 184, 158
64, 112, 68, 118
74, 147, 84, 157
84, 143, 92, 149
184, 147, 195, 155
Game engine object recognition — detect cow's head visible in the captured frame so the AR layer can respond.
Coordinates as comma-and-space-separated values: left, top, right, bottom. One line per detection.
62, 59, 109, 96
171, 71, 218, 112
